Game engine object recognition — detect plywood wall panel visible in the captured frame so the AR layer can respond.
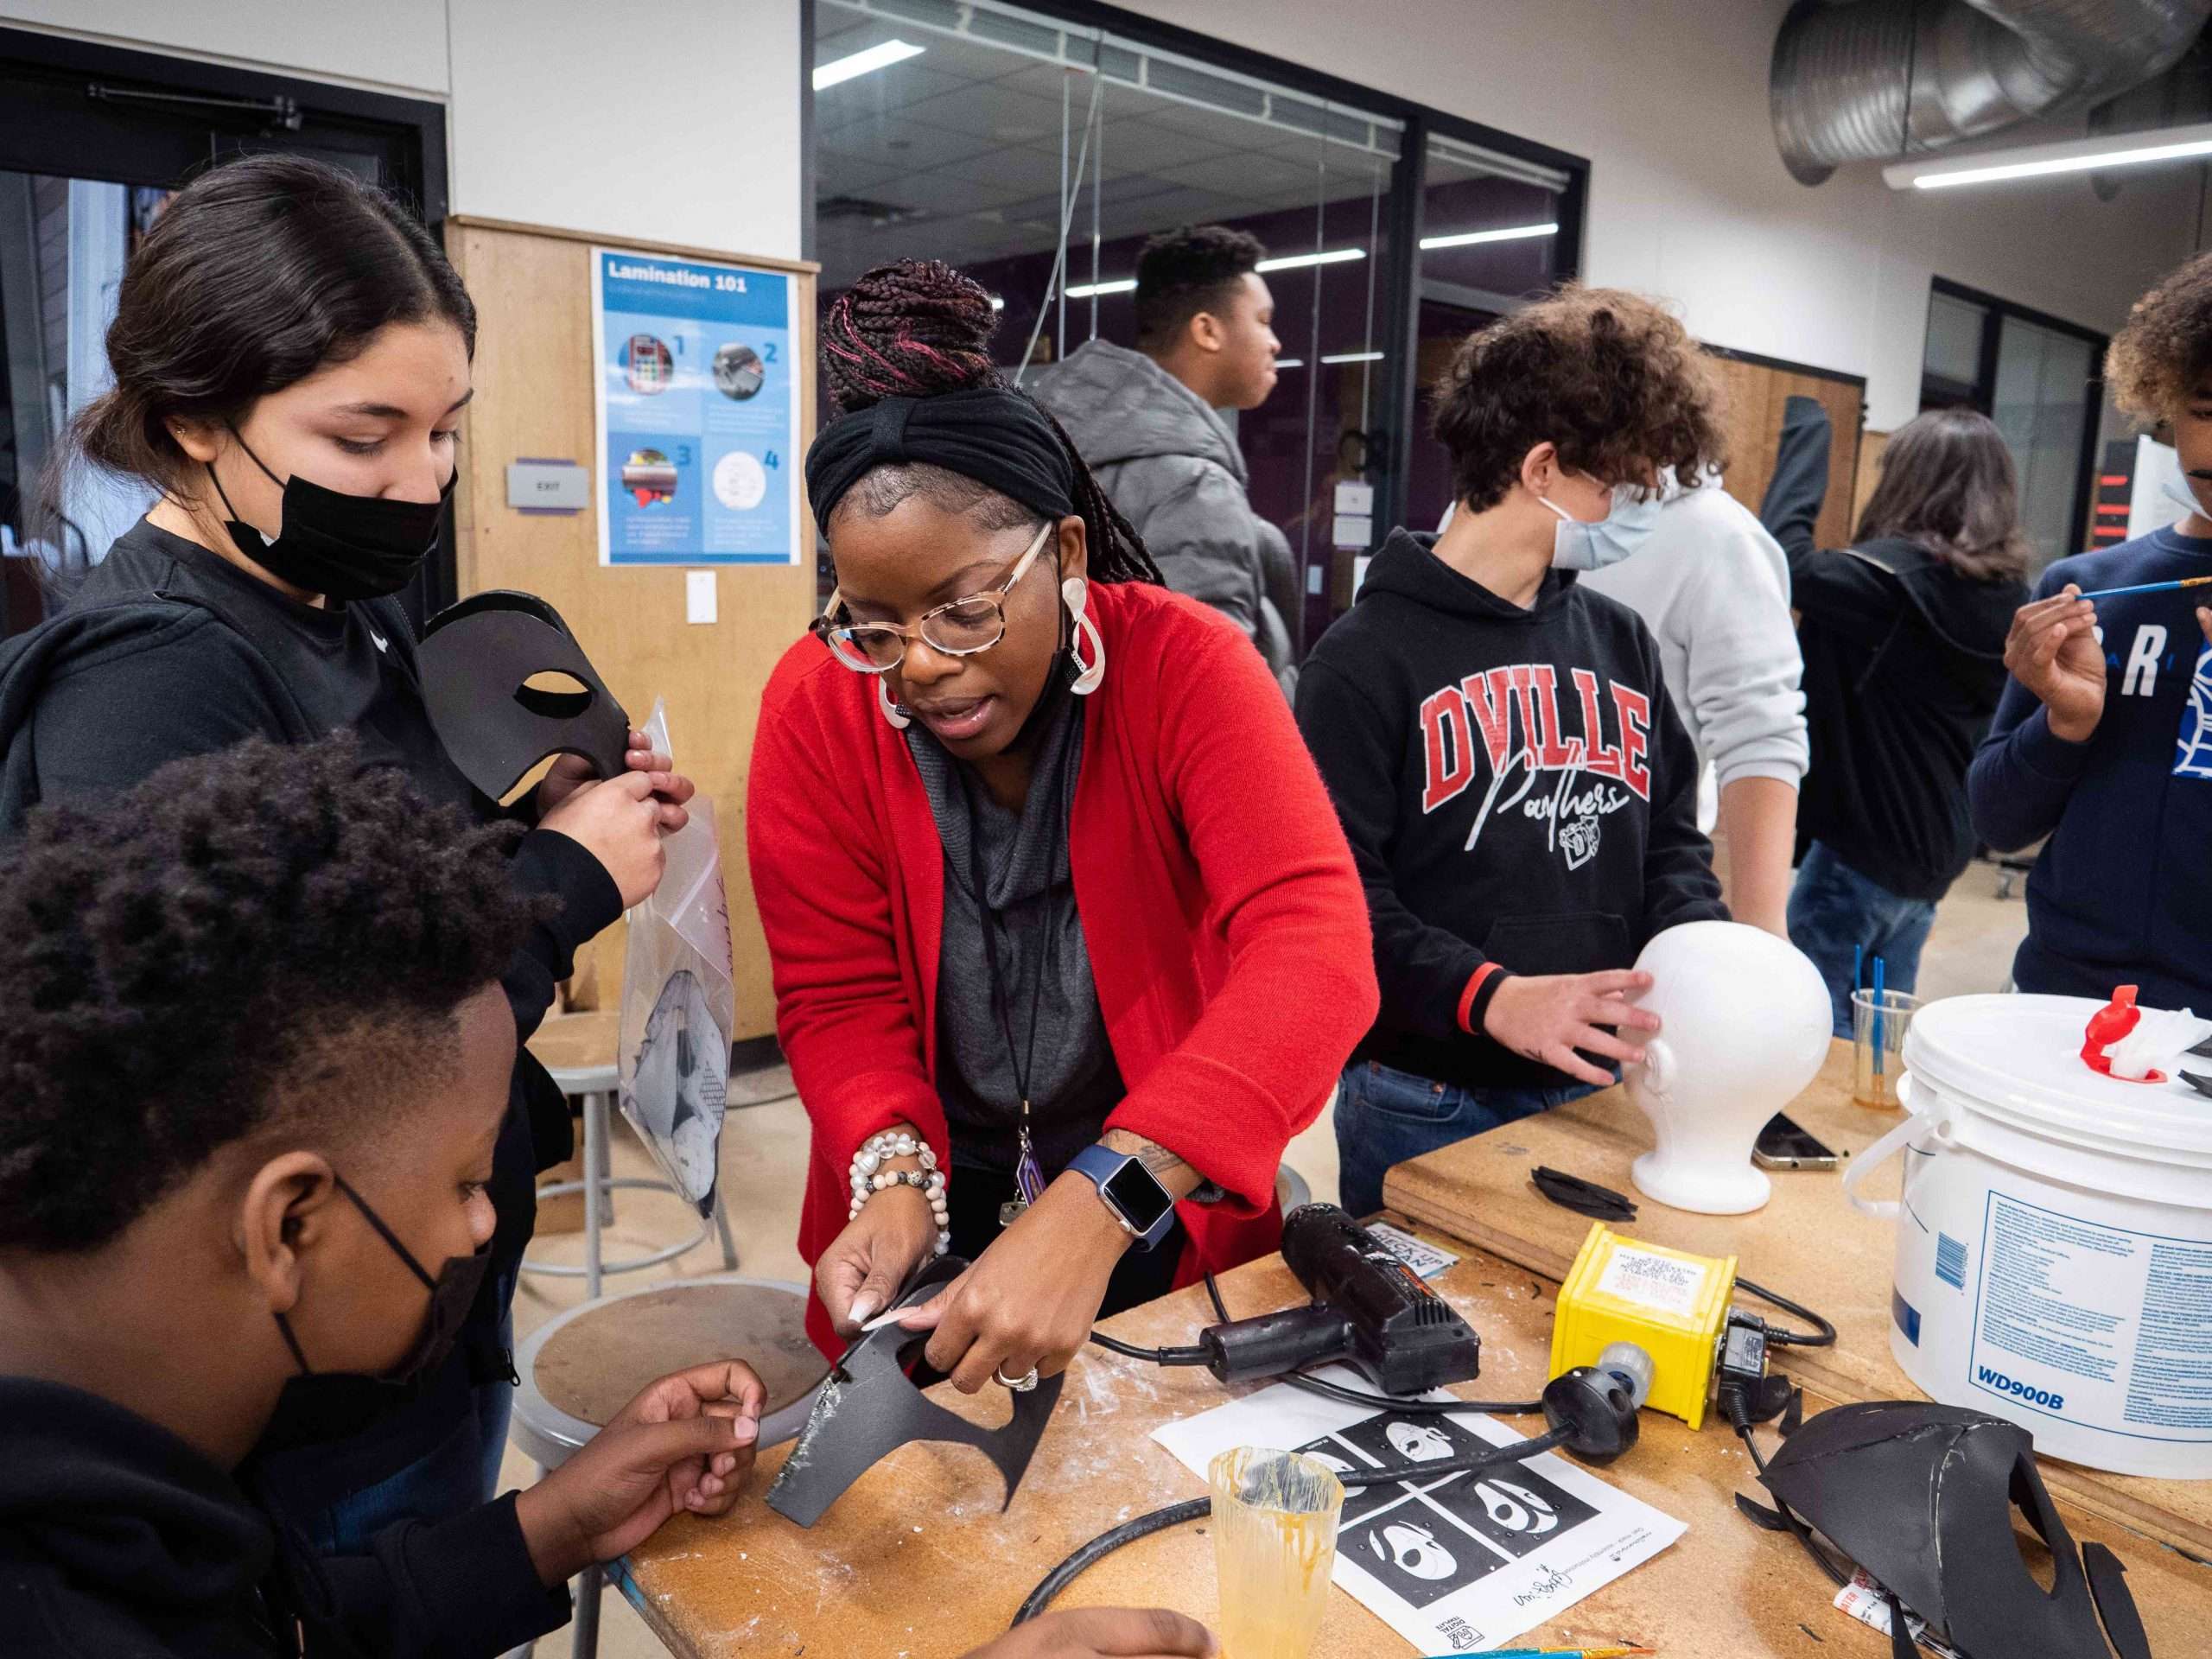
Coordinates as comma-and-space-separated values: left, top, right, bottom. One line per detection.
1708, 354, 1865, 550
446, 218, 817, 1042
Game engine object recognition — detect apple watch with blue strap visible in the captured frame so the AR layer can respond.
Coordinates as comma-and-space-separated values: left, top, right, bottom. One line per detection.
1066, 1144, 1179, 1250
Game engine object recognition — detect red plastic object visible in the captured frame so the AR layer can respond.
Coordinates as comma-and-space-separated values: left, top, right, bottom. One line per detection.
2082, 984, 2164, 1084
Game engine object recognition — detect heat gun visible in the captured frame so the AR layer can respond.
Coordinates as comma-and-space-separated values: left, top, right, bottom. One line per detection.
1193, 1204, 1484, 1395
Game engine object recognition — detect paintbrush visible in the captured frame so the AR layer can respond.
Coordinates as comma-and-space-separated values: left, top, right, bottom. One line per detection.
2071, 574, 2212, 601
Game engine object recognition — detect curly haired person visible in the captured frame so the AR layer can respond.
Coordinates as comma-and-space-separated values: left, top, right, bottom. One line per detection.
1295, 287, 1727, 1216
0, 735, 1215, 1659
1969, 251, 2212, 1011
0, 737, 768, 1657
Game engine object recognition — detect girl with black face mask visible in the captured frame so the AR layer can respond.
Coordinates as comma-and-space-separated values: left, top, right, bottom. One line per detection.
0, 154, 693, 1570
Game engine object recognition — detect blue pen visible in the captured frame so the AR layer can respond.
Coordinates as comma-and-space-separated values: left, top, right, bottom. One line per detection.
1872, 956, 1886, 1076
1854, 943, 1864, 996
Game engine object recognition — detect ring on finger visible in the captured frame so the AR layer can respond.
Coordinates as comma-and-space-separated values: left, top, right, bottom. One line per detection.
993, 1362, 1041, 1392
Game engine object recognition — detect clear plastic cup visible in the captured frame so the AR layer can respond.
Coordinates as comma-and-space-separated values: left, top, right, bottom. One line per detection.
1209, 1447, 1344, 1659
1852, 987, 1919, 1109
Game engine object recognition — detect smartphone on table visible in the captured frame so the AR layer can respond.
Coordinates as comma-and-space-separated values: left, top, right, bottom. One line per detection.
1752, 1112, 1842, 1171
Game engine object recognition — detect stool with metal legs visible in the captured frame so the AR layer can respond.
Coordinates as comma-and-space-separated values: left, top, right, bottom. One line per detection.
507, 1275, 826, 1659
523, 1050, 739, 1300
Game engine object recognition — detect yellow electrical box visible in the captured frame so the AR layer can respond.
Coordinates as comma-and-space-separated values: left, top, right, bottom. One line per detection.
1549, 1222, 1737, 1429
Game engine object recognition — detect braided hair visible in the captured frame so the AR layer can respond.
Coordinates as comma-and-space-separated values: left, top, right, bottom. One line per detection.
819, 259, 1160, 585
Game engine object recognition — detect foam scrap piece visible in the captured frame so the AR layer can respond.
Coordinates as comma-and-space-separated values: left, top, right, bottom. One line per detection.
2104, 1005, 2212, 1082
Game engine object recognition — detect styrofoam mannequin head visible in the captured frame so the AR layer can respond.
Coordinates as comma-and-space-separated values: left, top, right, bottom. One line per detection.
1625, 920, 1832, 1214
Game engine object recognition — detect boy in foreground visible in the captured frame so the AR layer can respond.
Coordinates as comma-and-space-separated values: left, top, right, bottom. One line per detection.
0, 736, 1211, 1659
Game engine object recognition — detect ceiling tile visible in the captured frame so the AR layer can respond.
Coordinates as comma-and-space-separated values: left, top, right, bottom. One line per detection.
896, 79, 1071, 144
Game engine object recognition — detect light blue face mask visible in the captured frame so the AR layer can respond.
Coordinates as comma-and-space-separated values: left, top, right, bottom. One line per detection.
1540, 480, 1666, 571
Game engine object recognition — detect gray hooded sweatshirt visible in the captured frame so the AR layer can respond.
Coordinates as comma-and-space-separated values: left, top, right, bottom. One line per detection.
1030, 339, 1297, 693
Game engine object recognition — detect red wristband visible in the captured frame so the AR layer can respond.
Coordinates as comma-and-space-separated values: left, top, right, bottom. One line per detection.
1458, 962, 1507, 1035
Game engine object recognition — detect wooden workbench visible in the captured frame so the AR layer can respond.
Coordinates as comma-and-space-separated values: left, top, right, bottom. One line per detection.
1382, 1037, 2212, 1559
616, 1224, 2212, 1656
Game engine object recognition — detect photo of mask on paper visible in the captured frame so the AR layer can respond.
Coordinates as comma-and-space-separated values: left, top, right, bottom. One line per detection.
626, 968, 728, 1206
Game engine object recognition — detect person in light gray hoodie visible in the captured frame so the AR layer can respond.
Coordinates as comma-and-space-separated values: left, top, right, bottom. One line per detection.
1030, 225, 1299, 693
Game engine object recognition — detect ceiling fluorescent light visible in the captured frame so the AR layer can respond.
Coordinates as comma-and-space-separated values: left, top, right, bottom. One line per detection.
813, 39, 925, 91
1274, 358, 1306, 369
1320, 350, 1385, 364
988, 296, 1005, 311
1063, 276, 1138, 300
1883, 120, 2212, 190
1255, 247, 1367, 272
1420, 221, 1558, 251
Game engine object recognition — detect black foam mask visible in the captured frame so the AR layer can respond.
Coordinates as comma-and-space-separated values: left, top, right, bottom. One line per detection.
416, 591, 630, 800
1759, 1402, 2150, 1659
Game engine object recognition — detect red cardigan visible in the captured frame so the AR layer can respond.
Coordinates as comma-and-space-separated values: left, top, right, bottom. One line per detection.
747, 582, 1379, 1356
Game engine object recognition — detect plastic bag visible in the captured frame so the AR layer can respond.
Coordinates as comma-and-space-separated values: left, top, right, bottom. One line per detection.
617, 700, 735, 1217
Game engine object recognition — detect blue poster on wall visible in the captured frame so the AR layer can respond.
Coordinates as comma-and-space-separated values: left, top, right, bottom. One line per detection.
591, 247, 801, 566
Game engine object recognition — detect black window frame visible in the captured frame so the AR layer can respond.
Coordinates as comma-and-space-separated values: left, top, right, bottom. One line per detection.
801, 0, 1590, 547
0, 27, 454, 618
1923, 274, 2109, 566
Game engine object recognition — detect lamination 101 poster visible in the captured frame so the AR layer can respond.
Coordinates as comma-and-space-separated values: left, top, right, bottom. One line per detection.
591, 246, 800, 567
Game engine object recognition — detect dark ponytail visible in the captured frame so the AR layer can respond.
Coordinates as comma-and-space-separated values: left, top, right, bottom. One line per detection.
820, 259, 1160, 585
67, 153, 474, 503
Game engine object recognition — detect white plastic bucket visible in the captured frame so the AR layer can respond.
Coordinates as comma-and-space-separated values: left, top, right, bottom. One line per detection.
1843, 993, 2212, 1478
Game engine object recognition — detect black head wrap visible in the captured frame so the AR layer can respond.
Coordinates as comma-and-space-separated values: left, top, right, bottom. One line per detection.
804, 386, 1075, 538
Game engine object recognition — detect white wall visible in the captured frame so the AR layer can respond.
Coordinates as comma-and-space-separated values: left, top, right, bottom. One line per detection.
446, 0, 804, 259
4, 0, 450, 97
6, 0, 804, 261
26, 0, 2202, 421
1117, 0, 2202, 431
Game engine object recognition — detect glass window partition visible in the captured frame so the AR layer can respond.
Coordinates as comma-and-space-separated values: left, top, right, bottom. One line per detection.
811, 0, 1420, 641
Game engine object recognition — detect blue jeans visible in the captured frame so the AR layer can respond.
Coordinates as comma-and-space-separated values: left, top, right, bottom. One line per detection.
1788, 841, 1937, 1039
1335, 1059, 1601, 1218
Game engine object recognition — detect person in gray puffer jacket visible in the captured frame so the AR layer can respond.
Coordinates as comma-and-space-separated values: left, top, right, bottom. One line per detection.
1030, 225, 1299, 694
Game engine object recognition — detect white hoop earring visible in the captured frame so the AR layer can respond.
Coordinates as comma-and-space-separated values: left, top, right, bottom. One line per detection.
876, 678, 912, 729
1063, 576, 1105, 696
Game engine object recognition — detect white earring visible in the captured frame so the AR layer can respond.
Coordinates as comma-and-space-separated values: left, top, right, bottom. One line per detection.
1063, 576, 1105, 696
876, 678, 911, 729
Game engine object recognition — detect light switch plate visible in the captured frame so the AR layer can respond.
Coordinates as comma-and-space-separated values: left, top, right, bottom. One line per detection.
686, 569, 717, 625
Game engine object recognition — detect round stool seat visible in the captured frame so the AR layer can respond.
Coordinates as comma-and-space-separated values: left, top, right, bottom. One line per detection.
512, 1276, 824, 1469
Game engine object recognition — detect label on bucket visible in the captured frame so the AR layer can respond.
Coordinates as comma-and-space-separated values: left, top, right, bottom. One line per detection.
1970, 1192, 2212, 1440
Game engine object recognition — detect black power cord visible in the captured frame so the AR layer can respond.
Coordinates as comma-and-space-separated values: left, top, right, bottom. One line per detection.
1012, 1424, 1577, 1624
1736, 1275, 1837, 1349
1086, 1332, 1210, 1366
1722, 1389, 1850, 1591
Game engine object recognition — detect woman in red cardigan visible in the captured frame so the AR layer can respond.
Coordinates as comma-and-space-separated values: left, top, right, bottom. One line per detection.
749, 260, 1377, 1390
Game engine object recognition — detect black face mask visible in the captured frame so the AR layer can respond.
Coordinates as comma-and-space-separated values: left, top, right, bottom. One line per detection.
274, 1173, 492, 1391
1757, 1402, 2150, 1659
208, 431, 450, 602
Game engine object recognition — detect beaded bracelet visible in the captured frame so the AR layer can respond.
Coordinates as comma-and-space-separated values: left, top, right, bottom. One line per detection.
848, 1128, 952, 1256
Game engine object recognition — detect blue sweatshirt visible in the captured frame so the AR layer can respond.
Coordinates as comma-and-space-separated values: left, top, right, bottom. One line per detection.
1967, 524, 2212, 1008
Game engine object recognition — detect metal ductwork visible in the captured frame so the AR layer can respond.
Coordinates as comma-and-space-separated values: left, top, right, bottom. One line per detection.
1771, 0, 2212, 183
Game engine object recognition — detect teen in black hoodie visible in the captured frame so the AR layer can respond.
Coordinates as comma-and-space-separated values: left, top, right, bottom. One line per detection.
1299, 289, 1726, 1216
1761, 400, 2029, 1034
0, 739, 1211, 1659
0, 740, 766, 1658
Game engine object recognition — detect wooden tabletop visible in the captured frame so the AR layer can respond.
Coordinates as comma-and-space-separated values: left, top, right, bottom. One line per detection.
615, 1222, 2212, 1657
1382, 1036, 2212, 1558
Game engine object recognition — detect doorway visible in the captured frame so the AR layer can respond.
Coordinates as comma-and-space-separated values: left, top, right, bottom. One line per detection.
0, 28, 448, 639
